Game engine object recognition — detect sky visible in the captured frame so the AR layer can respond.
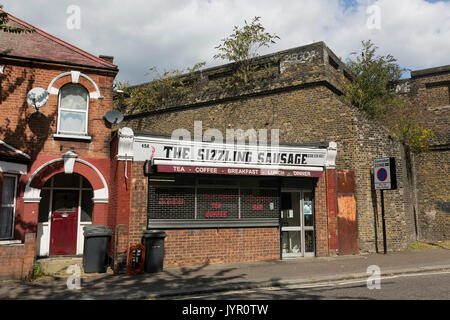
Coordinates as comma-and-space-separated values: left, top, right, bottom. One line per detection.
1, 0, 449, 84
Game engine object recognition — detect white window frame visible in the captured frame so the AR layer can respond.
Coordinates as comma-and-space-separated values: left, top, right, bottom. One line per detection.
57, 83, 89, 136
1, 174, 18, 240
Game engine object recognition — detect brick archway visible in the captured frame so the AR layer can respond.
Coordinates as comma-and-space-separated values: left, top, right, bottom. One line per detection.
47, 71, 102, 99
24, 158, 108, 203
22, 158, 110, 256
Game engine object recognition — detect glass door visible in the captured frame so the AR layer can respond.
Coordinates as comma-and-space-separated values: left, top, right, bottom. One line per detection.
281, 190, 315, 258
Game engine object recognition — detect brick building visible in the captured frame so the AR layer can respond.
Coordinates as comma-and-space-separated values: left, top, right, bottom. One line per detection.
0, 12, 118, 279
113, 41, 421, 270
1, 11, 447, 278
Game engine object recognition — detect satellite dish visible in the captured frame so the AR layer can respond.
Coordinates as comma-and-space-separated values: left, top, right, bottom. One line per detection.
104, 109, 124, 124
27, 88, 49, 110
27, 88, 49, 118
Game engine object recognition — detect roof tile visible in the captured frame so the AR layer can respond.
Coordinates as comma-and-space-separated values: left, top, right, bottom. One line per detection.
0, 10, 118, 70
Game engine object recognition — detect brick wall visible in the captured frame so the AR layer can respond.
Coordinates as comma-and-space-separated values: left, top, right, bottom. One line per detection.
0, 233, 36, 280
163, 227, 279, 267
314, 171, 329, 257
394, 69, 450, 241
413, 150, 450, 241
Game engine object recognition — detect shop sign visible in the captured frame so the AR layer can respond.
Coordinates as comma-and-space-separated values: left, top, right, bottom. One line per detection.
134, 137, 327, 167
156, 165, 323, 177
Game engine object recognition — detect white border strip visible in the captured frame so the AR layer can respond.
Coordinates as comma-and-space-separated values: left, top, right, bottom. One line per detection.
47, 71, 102, 99
23, 158, 109, 203
153, 159, 324, 172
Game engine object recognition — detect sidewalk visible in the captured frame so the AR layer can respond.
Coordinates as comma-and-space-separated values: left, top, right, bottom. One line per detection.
1, 248, 449, 300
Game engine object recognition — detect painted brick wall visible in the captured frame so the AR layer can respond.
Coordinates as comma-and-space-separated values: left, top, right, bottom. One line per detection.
107, 136, 131, 272
128, 161, 148, 246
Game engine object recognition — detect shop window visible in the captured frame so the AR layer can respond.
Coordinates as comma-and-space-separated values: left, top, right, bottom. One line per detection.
148, 186, 195, 220
147, 176, 280, 226
0, 175, 17, 239
197, 188, 239, 219
57, 83, 89, 135
240, 189, 279, 219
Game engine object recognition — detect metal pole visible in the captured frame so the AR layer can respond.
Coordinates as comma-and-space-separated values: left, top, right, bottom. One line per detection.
381, 189, 387, 254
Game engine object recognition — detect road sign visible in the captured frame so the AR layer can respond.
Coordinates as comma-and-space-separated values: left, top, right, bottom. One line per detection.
374, 157, 397, 190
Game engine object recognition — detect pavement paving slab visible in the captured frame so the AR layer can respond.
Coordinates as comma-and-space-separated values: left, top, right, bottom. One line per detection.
0, 249, 449, 300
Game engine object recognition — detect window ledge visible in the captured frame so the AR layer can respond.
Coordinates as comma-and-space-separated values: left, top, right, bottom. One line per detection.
148, 218, 280, 229
53, 134, 92, 142
0, 240, 22, 245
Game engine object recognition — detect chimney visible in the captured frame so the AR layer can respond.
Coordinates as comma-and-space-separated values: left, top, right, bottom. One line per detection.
99, 55, 114, 63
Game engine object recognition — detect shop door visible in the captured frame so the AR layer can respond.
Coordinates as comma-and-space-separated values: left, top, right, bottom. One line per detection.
281, 190, 315, 258
50, 190, 79, 256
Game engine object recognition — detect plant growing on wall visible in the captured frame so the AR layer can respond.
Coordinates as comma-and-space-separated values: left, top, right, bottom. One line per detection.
0, 4, 34, 33
343, 40, 434, 152
213, 16, 279, 84
114, 62, 206, 114
343, 40, 405, 118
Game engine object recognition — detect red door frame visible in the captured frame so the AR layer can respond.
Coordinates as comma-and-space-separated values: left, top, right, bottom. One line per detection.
49, 190, 79, 256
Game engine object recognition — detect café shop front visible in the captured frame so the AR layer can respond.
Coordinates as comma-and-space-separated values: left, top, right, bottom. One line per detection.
116, 128, 346, 267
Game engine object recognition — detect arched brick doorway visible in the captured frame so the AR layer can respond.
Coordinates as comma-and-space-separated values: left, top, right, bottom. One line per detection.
37, 173, 94, 256
23, 157, 109, 256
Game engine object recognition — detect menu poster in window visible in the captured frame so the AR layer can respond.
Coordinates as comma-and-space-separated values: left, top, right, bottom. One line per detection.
304, 201, 312, 215
240, 189, 279, 219
197, 189, 238, 219
148, 186, 195, 219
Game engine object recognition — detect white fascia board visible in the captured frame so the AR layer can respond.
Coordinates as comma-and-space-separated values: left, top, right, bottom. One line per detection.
0, 160, 28, 174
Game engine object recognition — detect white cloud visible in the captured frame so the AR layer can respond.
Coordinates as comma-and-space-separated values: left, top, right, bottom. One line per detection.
2, 0, 449, 84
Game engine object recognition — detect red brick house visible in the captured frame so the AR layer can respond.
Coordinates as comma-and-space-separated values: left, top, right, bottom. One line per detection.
0, 11, 118, 279
2, 10, 446, 280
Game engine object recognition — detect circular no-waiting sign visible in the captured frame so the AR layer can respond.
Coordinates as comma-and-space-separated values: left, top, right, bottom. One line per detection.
377, 168, 388, 182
